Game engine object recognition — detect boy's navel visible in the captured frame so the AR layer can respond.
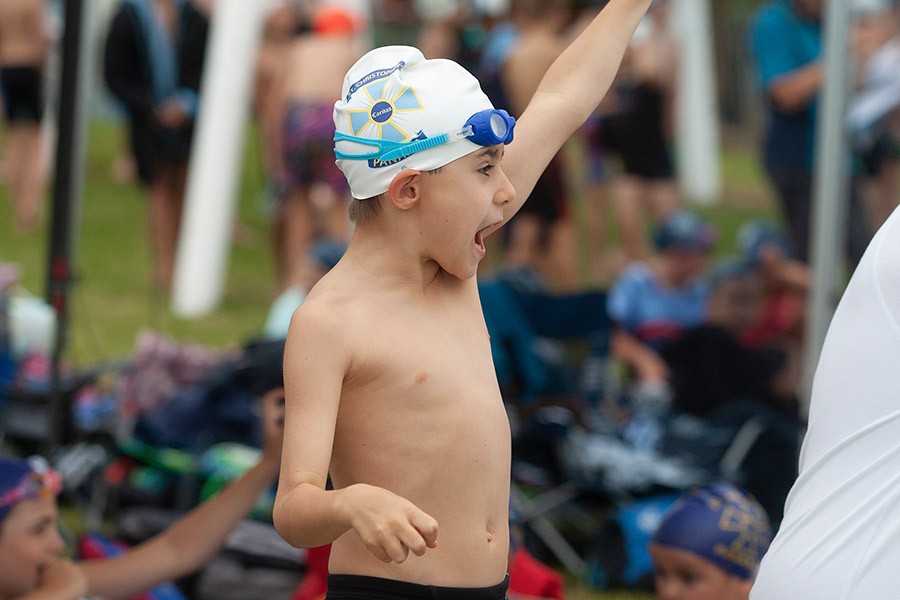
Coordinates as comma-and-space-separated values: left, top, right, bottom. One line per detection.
415, 371, 429, 384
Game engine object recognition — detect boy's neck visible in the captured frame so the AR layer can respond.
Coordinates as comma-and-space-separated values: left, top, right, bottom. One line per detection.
346, 223, 449, 291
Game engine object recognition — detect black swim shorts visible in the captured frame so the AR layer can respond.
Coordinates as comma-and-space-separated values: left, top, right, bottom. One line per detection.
325, 573, 509, 600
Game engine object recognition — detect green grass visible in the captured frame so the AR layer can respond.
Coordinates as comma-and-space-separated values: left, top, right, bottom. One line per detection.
1, 118, 776, 599
2, 119, 277, 365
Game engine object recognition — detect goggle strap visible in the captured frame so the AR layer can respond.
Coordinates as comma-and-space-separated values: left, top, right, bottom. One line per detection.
380, 132, 451, 162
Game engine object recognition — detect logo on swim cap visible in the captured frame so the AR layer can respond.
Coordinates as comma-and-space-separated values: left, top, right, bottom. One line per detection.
370, 100, 393, 123
345, 78, 425, 143
343, 74, 427, 168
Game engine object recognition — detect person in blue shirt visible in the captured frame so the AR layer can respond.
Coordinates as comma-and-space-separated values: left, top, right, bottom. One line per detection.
607, 210, 715, 386
748, 0, 823, 264
749, 0, 871, 265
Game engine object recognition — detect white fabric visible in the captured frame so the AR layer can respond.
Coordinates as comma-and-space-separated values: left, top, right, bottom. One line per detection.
333, 46, 494, 199
846, 37, 900, 145
751, 204, 900, 599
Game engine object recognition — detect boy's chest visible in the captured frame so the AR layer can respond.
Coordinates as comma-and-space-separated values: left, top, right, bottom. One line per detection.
345, 297, 500, 404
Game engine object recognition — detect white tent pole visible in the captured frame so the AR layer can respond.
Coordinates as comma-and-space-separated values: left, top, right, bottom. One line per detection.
671, 0, 721, 205
801, 0, 852, 418
171, 0, 272, 318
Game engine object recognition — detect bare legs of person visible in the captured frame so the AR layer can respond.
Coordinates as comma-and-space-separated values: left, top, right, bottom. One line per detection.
5, 120, 44, 232
272, 183, 350, 294
503, 213, 580, 291
612, 174, 680, 264
273, 188, 315, 294
147, 161, 187, 291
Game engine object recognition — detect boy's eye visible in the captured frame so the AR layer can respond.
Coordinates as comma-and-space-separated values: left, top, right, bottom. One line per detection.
479, 164, 494, 175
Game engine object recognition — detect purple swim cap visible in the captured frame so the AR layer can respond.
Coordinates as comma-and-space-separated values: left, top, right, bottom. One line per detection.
0, 457, 61, 522
651, 482, 772, 580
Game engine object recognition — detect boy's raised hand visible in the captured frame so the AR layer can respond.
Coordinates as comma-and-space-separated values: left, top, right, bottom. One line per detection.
342, 483, 438, 564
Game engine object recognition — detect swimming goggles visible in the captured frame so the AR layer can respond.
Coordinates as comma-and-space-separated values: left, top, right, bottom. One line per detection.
0, 469, 62, 509
334, 108, 516, 163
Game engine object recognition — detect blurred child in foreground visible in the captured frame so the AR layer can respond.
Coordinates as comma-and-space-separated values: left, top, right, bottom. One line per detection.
0, 390, 284, 600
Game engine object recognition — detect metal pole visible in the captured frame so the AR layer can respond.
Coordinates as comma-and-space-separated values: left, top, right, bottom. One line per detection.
45, 0, 92, 454
801, 0, 851, 419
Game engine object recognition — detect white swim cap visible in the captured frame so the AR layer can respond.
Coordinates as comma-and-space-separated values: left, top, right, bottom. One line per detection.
333, 46, 496, 199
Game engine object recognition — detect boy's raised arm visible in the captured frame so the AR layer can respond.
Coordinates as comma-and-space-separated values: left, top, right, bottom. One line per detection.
502, 0, 652, 221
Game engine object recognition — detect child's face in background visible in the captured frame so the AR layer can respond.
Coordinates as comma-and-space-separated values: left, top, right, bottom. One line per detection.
707, 273, 764, 335
0, 497, 65, 599
662, 249, 710, 287
650, 543, 752, 600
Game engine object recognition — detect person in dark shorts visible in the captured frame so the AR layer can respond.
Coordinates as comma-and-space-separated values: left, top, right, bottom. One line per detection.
0, 0, 51, 232
103, 0, 209, 290
588, 0, 680, 266
266, 4, 366, 291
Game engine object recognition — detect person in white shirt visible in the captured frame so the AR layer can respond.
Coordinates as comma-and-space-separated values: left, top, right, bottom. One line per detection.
751, 204, 900, 598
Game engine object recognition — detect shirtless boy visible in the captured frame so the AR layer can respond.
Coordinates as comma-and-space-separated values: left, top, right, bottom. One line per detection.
0, 0, 51, 232
273, 1, 652, 597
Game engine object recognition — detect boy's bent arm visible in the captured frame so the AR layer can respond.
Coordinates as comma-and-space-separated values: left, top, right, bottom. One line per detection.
501, 0, 652, 222
274, 301, 351, 548
273, 302, 439, 563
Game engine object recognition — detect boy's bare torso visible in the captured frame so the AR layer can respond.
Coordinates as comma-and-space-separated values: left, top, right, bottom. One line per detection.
305, 264, 512, 586
0, 0, 47, 66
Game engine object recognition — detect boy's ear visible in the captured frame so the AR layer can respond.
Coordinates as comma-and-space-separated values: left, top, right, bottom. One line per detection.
388, 169, 421, 211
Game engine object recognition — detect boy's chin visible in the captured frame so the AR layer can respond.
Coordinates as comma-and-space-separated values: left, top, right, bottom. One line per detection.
439, 261, 480, 281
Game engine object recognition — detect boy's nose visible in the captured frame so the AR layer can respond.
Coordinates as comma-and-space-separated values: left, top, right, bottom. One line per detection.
48, 528, 65, 554
494, 170, 515, 206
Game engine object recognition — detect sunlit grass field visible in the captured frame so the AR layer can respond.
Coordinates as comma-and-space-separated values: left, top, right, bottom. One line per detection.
1, 119, 776, 600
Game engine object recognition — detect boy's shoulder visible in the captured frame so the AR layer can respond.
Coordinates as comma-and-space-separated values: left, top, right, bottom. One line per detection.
288, 273, 364, 340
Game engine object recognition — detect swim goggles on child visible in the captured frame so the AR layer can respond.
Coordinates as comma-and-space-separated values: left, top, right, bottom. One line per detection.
0, 469, 63, 509
334, 108, 516, 163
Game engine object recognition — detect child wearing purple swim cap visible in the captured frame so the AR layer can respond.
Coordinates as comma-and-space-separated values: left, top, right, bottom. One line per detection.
649, 482, 773, 600
0, 392, 284, 600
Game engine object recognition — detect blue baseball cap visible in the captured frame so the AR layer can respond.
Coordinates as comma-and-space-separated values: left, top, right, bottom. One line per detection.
653, 211, 717, 253
736, 219, 792, 266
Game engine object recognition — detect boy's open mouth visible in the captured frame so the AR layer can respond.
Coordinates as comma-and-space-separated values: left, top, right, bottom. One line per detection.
474, 230, 486, 255
474, 220, 502, 256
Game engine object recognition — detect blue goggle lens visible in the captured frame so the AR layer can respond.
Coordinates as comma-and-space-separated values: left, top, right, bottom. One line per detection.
465, 109, 515, 147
